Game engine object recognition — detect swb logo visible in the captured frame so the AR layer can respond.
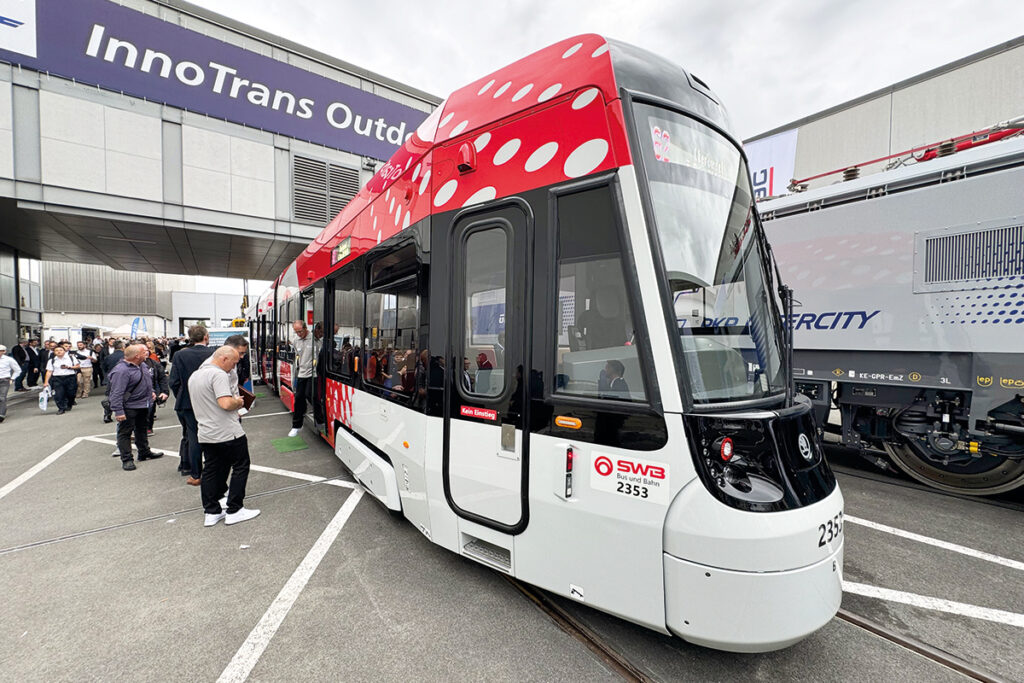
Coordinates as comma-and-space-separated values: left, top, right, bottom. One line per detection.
0, 0, 36, 58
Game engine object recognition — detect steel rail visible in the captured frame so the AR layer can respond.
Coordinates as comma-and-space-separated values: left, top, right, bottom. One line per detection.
505, 578, 653, 683
836, 608, 1013, 683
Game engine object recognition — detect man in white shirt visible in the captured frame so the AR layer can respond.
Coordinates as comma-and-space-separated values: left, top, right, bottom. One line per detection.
288, 320, 314, 438
73, 340, 96, 398
43, 345, 80, 415
0, 345, 24, 423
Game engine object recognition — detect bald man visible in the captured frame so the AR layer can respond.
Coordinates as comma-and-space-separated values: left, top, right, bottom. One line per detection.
108, 344, 159, 470
188, 345, 260, 526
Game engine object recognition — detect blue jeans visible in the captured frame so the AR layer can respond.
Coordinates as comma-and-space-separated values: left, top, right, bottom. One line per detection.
176, 409, 203, 478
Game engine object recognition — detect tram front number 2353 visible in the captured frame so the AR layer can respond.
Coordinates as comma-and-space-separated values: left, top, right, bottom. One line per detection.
817, 511, 843, 547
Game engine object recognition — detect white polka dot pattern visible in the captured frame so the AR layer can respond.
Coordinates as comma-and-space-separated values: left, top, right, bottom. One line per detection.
538, 84, 562, 102
463, 187, 497, 207
564, 139, 609, 178
306, 35, 630, 279
493, 139, 521, 165
525, 142, 559, 172
512, 84, 534, 102
434, 179, 458, 207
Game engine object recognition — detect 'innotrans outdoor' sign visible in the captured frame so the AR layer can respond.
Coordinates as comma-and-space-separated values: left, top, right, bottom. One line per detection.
0, 0, 428, 160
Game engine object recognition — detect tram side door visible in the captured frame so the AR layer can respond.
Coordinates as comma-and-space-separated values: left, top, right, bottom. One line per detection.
444, 204, 531, 531
300, 288, 325, 433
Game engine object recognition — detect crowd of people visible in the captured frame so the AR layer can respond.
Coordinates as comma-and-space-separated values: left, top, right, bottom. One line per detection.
0, 328, 261, 527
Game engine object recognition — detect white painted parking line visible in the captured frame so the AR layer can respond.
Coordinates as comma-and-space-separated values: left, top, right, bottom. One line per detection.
0, 437, 85, 502
81, 436, 359, 488
83, 410, 292, 439
217, 488, 365, 683
843, 581, 1024, 628
846, 515, 1024, 572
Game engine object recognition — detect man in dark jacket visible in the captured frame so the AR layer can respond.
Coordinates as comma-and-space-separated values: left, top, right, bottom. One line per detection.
169, 325, 214, 484
108, 344, 160, 471
144, 354, 169, 434
11, 340, 29, 392
36, 342, 53, 389
100, 341, 125, 423
25, 339, 41, 387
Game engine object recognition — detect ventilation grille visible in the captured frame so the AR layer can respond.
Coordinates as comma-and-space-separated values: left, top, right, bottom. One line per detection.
923, 224, 1024, 284
292, 155, 360, 225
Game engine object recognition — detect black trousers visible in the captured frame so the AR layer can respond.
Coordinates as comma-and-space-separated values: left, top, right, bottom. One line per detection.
176, 409, 202, 478
50, 375, 77, 411
292, 376, 311, 428
200, 435, 250, 514
116, 407, 154, 462
15, 363, 28, 390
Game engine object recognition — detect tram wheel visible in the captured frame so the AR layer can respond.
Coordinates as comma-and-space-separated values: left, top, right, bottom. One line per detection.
882, 441, 1024, 496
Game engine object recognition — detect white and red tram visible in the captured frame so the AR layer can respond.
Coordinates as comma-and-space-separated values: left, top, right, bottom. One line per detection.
248, 35, 844, 652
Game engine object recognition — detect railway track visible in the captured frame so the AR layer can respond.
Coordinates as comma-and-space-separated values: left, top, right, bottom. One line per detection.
836, 609, 1013, 683
511, 545, 1016, 683
506, 577, 653, 682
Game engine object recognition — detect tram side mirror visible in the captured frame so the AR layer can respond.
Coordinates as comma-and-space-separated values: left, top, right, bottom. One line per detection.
457, 142, 477, 174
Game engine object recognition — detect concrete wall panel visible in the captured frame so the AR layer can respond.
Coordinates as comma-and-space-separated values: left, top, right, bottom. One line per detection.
231, 176, 275, 218
792, 95, 891, 183
39, 91, 104, 147
182, 125, 230, 172
230, 137, 274, 182
40, 138, 105, 193
0, 80, 12, 179
104, 107, 162, 159
106, 150, 162, 201
891, 45, 1024, 151
182, 166, 231, 212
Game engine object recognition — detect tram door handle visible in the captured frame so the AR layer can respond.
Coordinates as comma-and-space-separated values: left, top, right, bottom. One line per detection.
500, 423, 516, 452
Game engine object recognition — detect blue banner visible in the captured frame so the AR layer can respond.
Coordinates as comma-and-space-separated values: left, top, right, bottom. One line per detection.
0, 0, 428, 159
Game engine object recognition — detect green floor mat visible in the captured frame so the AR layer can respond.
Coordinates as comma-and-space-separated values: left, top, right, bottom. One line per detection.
270, 436, 308, 453
254, 391, 267, 398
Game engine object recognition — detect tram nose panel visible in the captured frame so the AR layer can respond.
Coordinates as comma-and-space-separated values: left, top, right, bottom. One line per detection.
661, 483, 844, 651
664, 543, 843, 653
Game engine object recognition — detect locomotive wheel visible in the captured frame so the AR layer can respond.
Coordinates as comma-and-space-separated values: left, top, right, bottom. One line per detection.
883, 441, 1024, 496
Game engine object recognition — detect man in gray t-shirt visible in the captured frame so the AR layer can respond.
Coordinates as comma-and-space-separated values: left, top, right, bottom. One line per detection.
188, 346, 260, 527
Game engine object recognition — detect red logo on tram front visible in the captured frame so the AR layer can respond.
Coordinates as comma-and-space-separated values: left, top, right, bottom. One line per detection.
460, 405, 498, 421
594, 456, 614, 476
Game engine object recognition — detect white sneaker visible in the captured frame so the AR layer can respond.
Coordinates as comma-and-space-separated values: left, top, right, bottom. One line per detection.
225, 507, 261, 525
287, 428, 300, 437
204, 512, 226, 527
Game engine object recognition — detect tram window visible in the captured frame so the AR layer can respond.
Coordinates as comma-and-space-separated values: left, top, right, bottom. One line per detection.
364, 277, 419, 395
330, 269, 363, 378
278, 298, 294, 360
462, 227, 508, 397
554, 187, 647, 402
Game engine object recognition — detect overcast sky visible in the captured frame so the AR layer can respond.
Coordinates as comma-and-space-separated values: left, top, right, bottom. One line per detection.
186, 0, 1023, 140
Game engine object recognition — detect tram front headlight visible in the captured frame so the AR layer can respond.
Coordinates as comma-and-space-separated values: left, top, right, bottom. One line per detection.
697, 419, 786, 510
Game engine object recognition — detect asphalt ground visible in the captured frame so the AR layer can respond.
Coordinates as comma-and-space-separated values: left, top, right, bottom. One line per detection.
1, 387, 1021, 681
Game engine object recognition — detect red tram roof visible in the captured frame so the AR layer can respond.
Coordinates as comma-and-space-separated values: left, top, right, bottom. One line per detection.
291, 34, 630, 289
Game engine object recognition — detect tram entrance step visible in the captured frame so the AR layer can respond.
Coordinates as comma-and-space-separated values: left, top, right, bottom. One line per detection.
462, 538, 511, 573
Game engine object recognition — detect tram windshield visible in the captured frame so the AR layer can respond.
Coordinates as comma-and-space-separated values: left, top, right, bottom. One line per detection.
632, 103, 785, 403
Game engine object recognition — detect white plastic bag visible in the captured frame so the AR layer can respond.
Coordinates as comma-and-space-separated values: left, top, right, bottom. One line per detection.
39, 386, 51, 412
